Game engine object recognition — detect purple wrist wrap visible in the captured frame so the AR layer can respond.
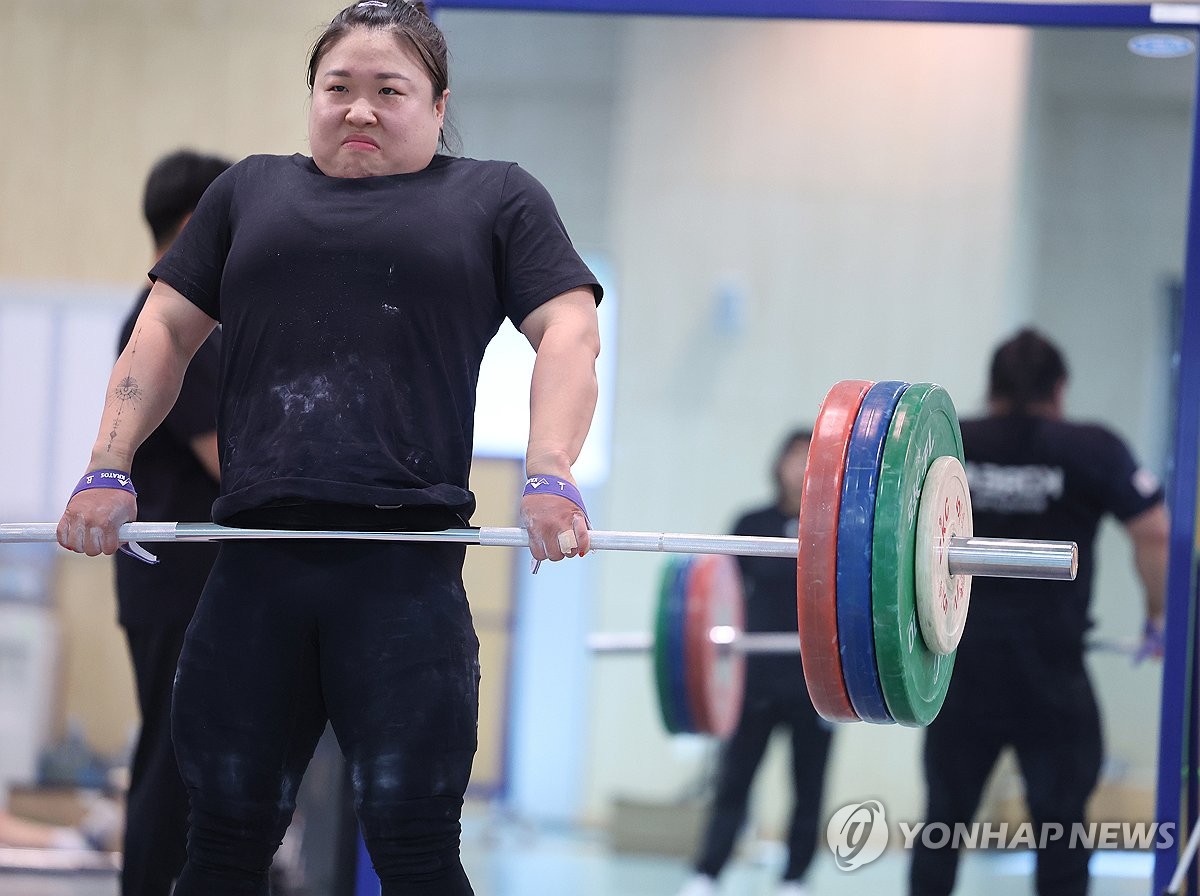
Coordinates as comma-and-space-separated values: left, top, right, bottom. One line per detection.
523, 475, 588, 522
69, 470, 156, 565
72, 469, 136, 499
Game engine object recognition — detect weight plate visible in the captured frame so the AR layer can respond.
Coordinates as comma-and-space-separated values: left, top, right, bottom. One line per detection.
684, 554, 746, 737
872, 383, 963, 727
915, 455, 973, 655
797, 379, 873, 723
683, 556, 713, 734
836, 380, 909, 724
665, 558, 697, 733
654, 559, 685, 734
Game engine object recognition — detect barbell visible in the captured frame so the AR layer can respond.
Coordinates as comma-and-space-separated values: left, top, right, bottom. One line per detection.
584, 379, 1079, 732
588, 629, 1141, 657
590, 553, 1136, 739
0, 381, 1077, 729
0, 520, 1072, 570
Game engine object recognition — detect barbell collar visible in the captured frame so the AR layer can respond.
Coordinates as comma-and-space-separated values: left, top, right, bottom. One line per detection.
0, 523, 1077, 581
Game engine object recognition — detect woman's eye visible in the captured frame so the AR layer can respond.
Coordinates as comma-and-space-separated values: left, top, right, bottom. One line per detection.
380, 87, 400, 96
328, 85, 348, 93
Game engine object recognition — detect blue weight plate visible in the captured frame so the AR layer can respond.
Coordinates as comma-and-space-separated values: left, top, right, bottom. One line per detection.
835, 380, 909, 724
666, 558, 698, 733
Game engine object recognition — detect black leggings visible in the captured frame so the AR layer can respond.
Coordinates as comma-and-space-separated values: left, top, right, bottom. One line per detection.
694, 660, 833, 882
171, 540, 479, 896
909, 641, 1102, 896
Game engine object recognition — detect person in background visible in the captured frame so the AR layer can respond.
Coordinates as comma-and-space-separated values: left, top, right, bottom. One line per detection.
909, 327, 1169, 896
115, 149, 231, 896
56, 2, 602, 893
678, 429, 833, 896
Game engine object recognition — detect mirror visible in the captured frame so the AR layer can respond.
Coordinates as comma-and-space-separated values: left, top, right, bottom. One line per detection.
439, 8, 1195, 887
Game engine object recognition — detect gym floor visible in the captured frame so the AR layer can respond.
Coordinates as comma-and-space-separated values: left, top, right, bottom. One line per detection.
0, 823, 1158, 896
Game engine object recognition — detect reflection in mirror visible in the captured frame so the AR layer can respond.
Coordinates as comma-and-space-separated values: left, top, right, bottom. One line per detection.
441, 10, 1195, 889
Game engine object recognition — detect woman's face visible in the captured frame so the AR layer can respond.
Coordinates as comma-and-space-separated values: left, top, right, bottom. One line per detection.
308, 28, 447, 178
777, 440, 810, 507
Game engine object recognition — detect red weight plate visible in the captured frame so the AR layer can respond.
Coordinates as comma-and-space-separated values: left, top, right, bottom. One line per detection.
682, 557, 712, 733
797, 379, 873, 723
684, 554, 746, 737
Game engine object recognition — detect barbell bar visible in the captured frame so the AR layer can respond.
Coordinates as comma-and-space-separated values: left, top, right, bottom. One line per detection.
588, 627, 801, 654
613, 548, 1130, 740
0, 522, 1077, 581
589, 627, 1141, 657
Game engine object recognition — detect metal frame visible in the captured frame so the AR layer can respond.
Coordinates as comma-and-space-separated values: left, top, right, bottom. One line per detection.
1168, 37, 1200, 895
399, 3, 1200, 894
428, 0, 1198, 26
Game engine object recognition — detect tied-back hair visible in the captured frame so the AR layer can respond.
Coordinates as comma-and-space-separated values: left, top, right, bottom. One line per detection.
307, 0, 455, 150
987, 327, 1069, 411
773, 427, 813, 502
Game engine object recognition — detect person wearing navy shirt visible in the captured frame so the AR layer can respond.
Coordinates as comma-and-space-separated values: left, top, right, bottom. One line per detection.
909, 328, 1169, 896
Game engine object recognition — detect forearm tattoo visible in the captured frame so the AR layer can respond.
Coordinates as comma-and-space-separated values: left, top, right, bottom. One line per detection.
105, 328, 146, 452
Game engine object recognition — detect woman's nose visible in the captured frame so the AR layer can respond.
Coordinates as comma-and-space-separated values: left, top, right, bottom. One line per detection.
346, 98, 377, 125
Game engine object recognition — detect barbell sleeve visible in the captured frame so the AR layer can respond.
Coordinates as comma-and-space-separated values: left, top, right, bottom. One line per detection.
0, 523, 1077, 581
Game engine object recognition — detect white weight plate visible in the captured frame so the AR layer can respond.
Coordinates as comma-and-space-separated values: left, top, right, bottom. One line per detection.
914, 455, 973, 655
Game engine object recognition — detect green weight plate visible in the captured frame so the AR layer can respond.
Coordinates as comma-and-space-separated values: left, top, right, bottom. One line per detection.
665, 559, 697, 732
871, 383, 964, 727
654, 559, 680, 733
654, 558, 689, 734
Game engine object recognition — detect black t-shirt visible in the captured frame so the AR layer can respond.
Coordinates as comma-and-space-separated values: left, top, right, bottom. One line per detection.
734, 505, 805, 686
113, 287, 221, 626
151, 154, 601, 527
958, 413, 1163, 653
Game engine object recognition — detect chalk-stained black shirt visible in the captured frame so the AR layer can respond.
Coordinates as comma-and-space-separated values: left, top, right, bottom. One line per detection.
152, 154, 601, 527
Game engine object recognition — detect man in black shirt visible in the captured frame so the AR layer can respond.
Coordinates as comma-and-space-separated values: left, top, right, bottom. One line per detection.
909, 328, 1169, 896
115, 149, 230, 896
